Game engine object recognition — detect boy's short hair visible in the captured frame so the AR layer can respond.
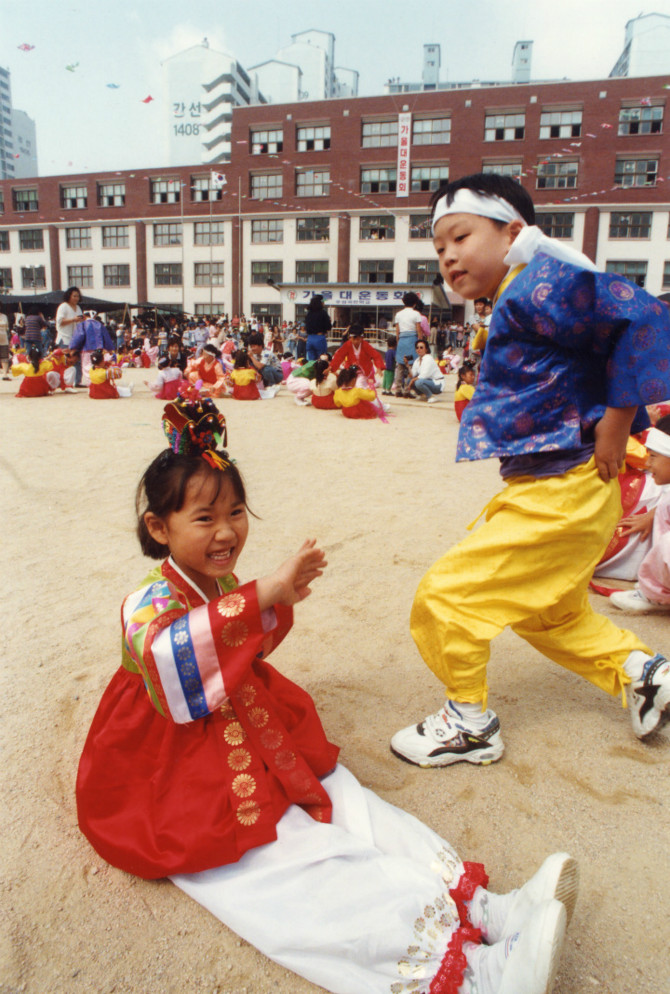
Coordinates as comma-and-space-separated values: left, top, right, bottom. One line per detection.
430, 173, 536, 227
655, 414, 670, 435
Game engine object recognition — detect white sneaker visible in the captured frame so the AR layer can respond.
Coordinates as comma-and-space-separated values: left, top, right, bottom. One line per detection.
390, 700, 504, 768
609, 588, 668, 613
498, 899, 567, 994
427, 394, 441, 404
626, 653, 670, 738
495, 853, 579, 941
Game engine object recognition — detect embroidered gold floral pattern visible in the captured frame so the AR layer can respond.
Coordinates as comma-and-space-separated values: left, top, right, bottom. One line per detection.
221, 620, 249, 647
274, 749, 297, 771
237, 683, 257, 706
227, 748, 251, 771
260, 728, 283, 750
220, 700, 236, 719
248, 706, 269, 728
223, 721, 246, 745
216, 592, 246, 618
236, 799, 261, 826
232, 773, 256, 797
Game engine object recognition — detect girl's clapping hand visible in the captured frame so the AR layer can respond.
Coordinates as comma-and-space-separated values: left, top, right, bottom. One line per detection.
257, 539, 327, 610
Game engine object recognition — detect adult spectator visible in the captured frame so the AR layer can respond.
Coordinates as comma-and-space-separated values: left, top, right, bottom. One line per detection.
247, 332, 283, 387
0, 309, 10, 379
407, 339, 444, 403
23, 307, 48, 356
394, 292, 422, 363
56, 286, 85, 385
304, 295, 332, 361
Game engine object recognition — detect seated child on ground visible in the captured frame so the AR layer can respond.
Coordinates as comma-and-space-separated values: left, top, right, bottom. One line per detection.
230, 350, 261, 400
145, 356, 187, 400
610, 415, 670, 614
454, 362, 477, 422
88, 348, 133, 398
12, 345, 61, 397
76, 393, 577, 994
333, 365, 381, 419
309, 358, 338, 410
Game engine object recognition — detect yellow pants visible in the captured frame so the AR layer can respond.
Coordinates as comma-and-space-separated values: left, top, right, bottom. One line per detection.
410, 458, 651, 708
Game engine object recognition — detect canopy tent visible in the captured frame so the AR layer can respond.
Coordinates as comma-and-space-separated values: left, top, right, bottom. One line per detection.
0, 291, 133, 313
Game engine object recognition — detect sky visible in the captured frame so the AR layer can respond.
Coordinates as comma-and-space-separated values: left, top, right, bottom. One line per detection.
2, 0, 670, 176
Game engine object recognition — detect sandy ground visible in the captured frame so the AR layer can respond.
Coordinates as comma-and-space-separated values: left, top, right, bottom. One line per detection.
1, 366, 669, 994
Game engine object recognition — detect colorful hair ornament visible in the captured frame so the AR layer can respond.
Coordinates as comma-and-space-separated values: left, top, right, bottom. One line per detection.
162, 389, 230, 469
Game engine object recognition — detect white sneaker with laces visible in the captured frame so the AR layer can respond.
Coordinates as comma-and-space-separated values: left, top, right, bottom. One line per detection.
427, 394, 441, 404
610, 587, 668, 613
498, 899, 567, 994
390, 700, 504, 768
626, 653, 670, 738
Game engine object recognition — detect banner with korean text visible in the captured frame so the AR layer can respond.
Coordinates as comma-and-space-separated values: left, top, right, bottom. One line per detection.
397, 112, 412, 197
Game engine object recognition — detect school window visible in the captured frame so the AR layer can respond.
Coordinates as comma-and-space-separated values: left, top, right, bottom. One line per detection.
150, 178, 180, 204
66, 265, 93, 288
21, 265, 45, 288
250, 173, 282, 200
194, 262, 224, 286
408, 259, 439, 283
154, 223, 182, 247
295, 260, 328, 283
65, 227, 92, 249
102, 225, 129, 248
194, 303, 225, 316
663, 262, 670, 289
482, 162, 523, 181
296, 125, 331, 151
13, 188, 38, 211
614, 158, 658, 187
296, 216, 329, 241
359, 259, 393, 284
0, 191, 4, 214
296, 169, 330, 197
484, 112, 525, 141
154, 263, 182, 286
61, 184, 88, 209
536, 161, 578, 189
609, 212, 652, 239
19, 228, 44, 250
618, 105, 663, 136
361, 120, 398, 147
360, 167, 397, 194
0, 230, 9, 251
412, 117, 451, 145
251, 219, 283, 243
0, 267, 12, 289
191, 176, 222, 202
605, 260, 647, 288
409, 214, 431, 239
250, 128, 283, 154
360, 215, 395, 240
539, 110, 582, 140
411, 165, 449, 192
194, 221, 225, 246
535, 213, 574, 239
251, 303, 282, 321
103, 264, 131, 287
97, 182, 126, 207
251, 260, 283, 284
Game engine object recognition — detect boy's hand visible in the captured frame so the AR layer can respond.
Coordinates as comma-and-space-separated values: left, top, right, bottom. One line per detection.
594, 406, 637, 482
256, 540, 327, 610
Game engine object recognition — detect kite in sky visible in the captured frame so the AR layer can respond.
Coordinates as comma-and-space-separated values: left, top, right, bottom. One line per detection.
106, 83, 120, 89
17, 43, 35, 52
142, 95, 154, 103
66, 63, 79, 72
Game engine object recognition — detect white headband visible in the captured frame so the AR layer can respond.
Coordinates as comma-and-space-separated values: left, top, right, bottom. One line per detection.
431, 188, 598, 272
646, 427, 670, 457
431, 189, 525, 232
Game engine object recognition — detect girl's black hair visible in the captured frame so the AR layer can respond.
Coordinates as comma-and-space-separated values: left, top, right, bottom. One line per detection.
430, 172, 536, 227
312, 358, 330, 384
457, 361, 477, 387
90, 348, 104, 367
386, 334, 397, 347
136, 450, 250, 559
336, 365, 358, 388
28, 344, 41, 373
402, 291, 419, 307
234, 350, 251, 368
655, 414, 670, 435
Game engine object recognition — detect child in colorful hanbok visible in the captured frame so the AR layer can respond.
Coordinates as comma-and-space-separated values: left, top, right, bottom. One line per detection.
76, 394, 576, 994
230, 350, 261, 400
610, 415, 670, 615
145, 356, 187, 400
454, 363, 476, 422
88, 349, 133, 399
309, 358, 338, 410
333, 365, 382, 420
188, 344, 228, 398
11, 345, 61, 397
391, 172, 670, 770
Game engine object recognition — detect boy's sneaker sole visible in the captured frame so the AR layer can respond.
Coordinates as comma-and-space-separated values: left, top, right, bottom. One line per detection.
630, 654, 670, 738
390, 716, 504, 768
